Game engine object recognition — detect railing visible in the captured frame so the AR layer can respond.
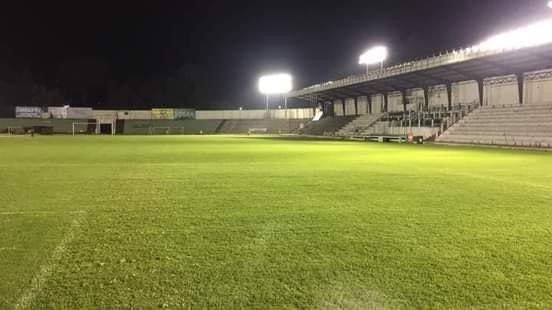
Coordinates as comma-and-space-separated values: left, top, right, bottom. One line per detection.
290, 43, 552, 98
373, 103, 479, 137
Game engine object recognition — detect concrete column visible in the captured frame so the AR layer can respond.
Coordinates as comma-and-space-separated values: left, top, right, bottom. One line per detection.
367, 95, 373, 114
383, 93, 388, 112
423, 87, 430, 111
516, 73, 524, 105
400, 90, 407, 112
446, 84, 453, 109
477, 79, 484, 106
354, 97, 359, 115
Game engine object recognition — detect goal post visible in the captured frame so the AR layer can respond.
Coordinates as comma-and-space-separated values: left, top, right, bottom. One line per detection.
72, 122, 98, 136
7, 127, 25, 135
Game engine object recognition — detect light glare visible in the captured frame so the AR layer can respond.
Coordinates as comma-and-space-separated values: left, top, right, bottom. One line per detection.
359, 46, 388, 65
258, 74, 293, 95
477, 19, 552, 52
548, 1, 552, 8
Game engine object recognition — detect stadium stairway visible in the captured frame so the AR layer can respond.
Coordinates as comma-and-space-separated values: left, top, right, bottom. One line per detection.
216, 119, 309, 134
437, 104, 552, 148
336, 113, 384, 137
300, 116, 356, 136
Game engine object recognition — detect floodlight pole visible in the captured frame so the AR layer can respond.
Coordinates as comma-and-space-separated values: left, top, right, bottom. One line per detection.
265, 95, 270, 119
284, 96, 289, 132
284, 96, 288, 118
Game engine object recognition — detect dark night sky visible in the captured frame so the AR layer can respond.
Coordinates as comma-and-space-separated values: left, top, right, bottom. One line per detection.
1, 0, 551, 109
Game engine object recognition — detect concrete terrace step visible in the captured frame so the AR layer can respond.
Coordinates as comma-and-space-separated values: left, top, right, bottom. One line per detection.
438, 135, 552, 147
455, 124, 552, 129
439, 103, 552, 148
462, 119, 552, 124
471, 112, 552, 119
479, 104, 552, 111
447, 131, 552, 137
336, 114, 383, 136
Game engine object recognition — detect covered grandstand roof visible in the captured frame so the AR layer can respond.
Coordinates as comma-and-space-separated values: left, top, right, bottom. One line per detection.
290, 42, 552, 102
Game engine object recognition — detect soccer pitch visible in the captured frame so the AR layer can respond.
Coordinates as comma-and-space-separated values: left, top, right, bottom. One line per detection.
1, 136, 552, 309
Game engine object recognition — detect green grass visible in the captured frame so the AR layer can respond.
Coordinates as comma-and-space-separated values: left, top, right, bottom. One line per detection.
1, 135, 552, 309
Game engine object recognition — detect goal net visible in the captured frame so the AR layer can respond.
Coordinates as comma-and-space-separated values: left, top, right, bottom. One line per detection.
7, 127, 26, 135
248, 128, 268, 135
72, 122, 98, 135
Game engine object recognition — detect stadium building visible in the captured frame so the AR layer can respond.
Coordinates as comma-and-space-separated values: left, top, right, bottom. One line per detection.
3, 20, 552, 148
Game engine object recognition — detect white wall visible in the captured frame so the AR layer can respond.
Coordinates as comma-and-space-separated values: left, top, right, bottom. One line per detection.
48, 107, 67, 119
67, 108, 94, 119
117, 111, 152, 120
93, 110, 118, 120
387, 92, 404, 112
16, 106, 43, 118
484, 75, 519, 106
271, 108, 313, 119
452, 80, 479, 106
196, 108, 313, 120
344, 98, 356, 116
428, 85, 448, 108
357, 96, 369, 115
371, 95, 384, 114
333, 100, 344, 116
525, 69, 552, 105
406, 89, 425, 112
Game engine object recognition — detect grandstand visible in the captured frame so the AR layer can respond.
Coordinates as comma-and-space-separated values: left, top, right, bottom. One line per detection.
437, 103, 552, 147
288, 31, 552, 148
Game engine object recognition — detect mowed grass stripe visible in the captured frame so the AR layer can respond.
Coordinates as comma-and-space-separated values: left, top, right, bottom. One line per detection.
1, 136, 551, 308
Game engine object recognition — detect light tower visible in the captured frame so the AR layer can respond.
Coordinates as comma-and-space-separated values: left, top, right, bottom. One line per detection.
258, 73, 293, 119
359, 46, 388, 76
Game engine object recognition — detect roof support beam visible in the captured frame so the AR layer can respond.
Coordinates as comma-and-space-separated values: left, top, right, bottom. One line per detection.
330, 89, 358, 99
413, 71, 452, 85
474, 59, 520, 75
344, 87, 372, 97
445, 66, 482, 81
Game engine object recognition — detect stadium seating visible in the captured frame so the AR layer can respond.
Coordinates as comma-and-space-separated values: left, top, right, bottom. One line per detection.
300, 116, 356, 136
437, 104, 552, 148
336, 114, 383, 137
216, 119, 309, 134
357, 121, 439, 139
123, 120, 223, 134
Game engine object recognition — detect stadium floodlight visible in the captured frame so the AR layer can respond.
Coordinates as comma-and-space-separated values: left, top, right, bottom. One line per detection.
258, 73, 293, 118
258, 74, 293, 95
359, 46, 388, 75
477, 18, 552, 52
548, 1, 552, 9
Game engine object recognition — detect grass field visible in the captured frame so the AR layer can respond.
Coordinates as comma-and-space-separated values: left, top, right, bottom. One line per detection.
1, 135, 552, 309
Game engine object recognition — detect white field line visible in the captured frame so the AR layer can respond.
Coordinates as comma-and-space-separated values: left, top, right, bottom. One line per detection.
0, 211, 86, 216
14, 215, 83, 309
